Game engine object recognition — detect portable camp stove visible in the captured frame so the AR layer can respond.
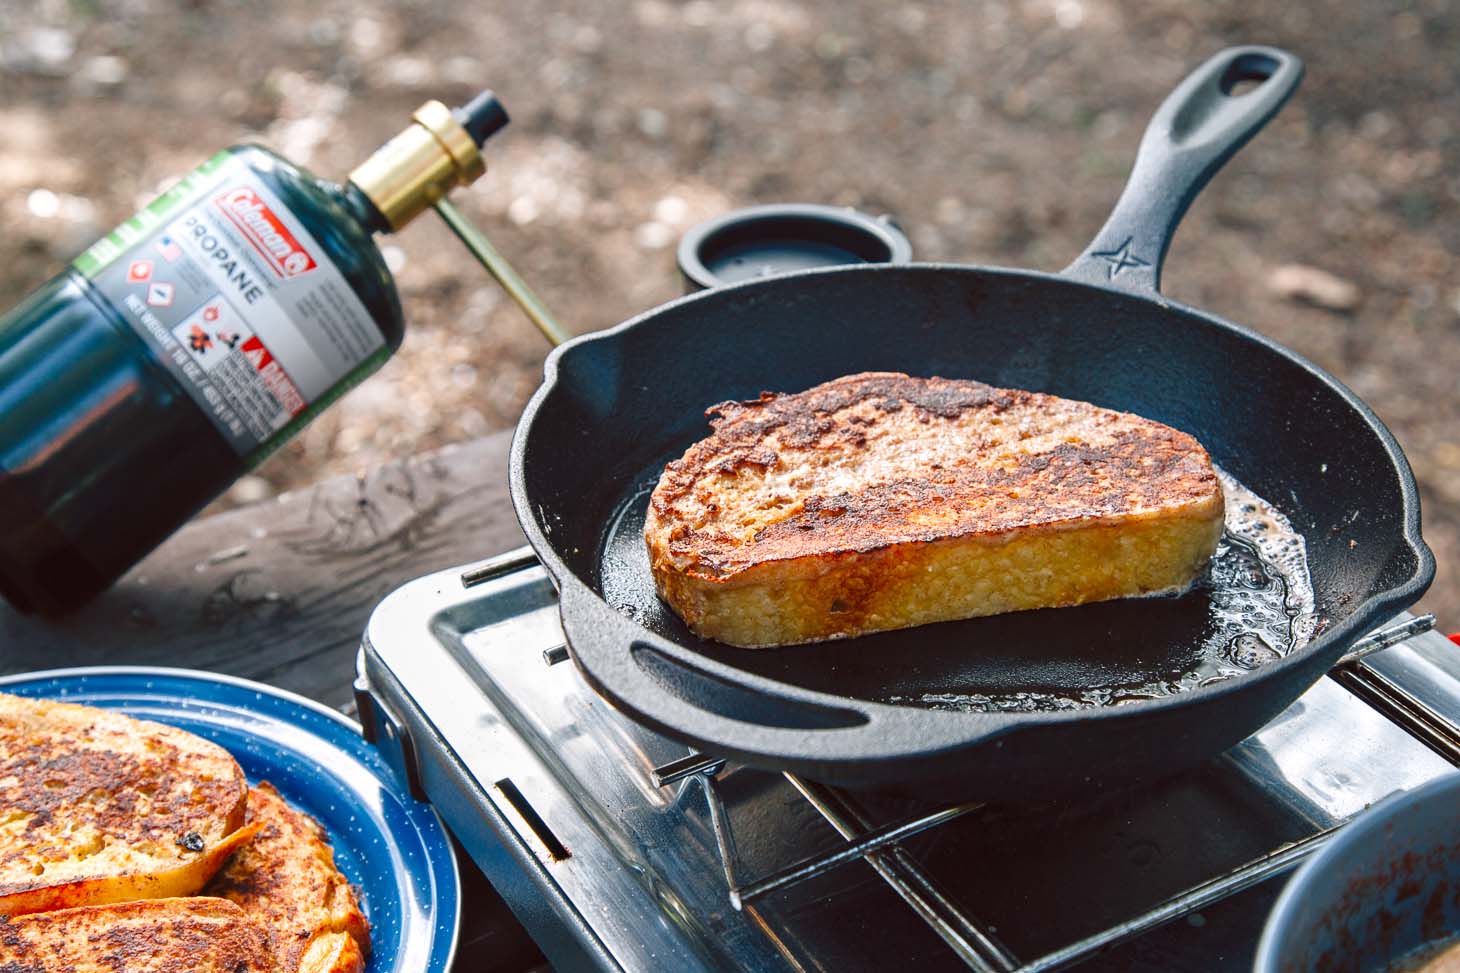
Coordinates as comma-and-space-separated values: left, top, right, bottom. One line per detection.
356, 547, 1460, 972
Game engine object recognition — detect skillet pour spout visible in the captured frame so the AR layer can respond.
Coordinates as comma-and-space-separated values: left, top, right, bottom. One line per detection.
509, 45, 1435, 802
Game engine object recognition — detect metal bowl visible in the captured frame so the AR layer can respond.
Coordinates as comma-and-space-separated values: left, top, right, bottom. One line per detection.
676, 203, 912, 291
1254, 771, 1460, 973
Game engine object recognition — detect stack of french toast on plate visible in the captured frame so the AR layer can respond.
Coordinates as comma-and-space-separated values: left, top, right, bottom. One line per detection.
0, 694, 370, 973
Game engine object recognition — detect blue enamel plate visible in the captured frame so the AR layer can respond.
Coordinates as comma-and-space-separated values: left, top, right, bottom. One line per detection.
0, 666, 459, 973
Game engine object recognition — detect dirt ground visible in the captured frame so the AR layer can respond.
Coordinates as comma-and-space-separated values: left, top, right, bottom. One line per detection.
2, 0, 1458, 625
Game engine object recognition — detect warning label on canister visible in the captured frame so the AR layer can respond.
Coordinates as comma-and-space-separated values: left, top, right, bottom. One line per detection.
171, 298, 305, 442
79, 152, 384, 459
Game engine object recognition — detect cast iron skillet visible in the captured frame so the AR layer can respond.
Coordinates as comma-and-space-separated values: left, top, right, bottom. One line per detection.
510, 46, 1435, 800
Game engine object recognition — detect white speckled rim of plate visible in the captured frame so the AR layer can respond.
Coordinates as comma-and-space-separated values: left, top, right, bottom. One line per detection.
0, 665, 461, 973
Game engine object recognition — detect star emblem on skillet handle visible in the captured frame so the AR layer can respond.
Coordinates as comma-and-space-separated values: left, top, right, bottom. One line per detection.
1090, 237, 1151, 278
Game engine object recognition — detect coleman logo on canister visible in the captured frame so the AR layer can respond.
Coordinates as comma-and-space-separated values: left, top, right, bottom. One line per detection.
214, 187, 318, 278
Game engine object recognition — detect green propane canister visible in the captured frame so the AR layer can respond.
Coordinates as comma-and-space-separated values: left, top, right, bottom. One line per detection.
0, 91, 511, 615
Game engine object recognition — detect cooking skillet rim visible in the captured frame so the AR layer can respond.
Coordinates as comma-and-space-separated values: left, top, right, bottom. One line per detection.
509, 261, 1434, 736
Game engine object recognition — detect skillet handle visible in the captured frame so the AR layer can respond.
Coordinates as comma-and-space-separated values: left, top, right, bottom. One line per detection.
1062, 45, 1303, 295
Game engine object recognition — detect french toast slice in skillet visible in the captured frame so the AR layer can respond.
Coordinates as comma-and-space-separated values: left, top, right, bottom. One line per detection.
645, 372, 1225, 647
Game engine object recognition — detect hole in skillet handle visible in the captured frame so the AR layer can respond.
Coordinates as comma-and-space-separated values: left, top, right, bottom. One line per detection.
1220, 50, 1283, 96
1163, 47, 1301, 158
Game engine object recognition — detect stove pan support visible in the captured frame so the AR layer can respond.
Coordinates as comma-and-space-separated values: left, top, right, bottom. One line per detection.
650, 614, 1460, 973
659, 754, 1019, 973
785, 776, 1019, 972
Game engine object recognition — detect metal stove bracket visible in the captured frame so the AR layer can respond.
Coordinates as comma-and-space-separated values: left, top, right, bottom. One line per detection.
354, 666, 426, 802
460, 547, 544, 589
1338, 614, 1435, 665
674, 770, 743, 898
654, 753, 727, 787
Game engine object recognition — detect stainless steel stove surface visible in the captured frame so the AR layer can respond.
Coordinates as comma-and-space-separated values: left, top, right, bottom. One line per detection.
357, 548, 1460, 973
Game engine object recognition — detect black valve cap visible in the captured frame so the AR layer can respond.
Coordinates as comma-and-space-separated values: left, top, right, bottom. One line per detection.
453, 90, 510, 147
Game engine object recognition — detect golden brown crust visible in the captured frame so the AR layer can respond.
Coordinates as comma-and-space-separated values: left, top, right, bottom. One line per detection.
0, 693, 252, 915
645, 372, 1225, 646
0, 897, 275, 972
649, 372, 1220, 581
205, 782, 369, 973
0, 699, 371, 973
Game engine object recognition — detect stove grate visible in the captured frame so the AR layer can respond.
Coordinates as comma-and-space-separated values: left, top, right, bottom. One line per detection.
645, 614, 1457, 973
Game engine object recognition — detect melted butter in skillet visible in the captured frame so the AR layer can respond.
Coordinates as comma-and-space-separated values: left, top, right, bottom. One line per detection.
600, 464, 1318, 714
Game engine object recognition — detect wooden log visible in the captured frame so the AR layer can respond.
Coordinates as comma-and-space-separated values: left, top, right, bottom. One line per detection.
0, 431, 525, 709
